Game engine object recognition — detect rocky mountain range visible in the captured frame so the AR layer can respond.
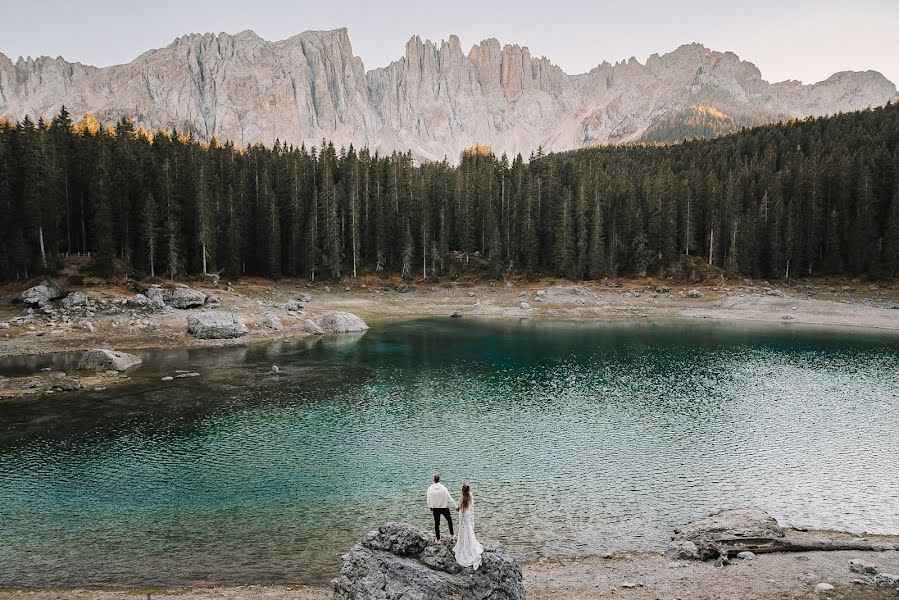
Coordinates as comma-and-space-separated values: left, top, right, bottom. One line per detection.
1, 28, 895, 161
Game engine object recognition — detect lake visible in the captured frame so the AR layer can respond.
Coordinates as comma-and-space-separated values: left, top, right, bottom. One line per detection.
1, 318, 897, 586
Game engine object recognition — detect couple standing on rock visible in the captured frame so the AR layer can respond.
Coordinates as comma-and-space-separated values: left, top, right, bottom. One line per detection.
427, 473, 483, 570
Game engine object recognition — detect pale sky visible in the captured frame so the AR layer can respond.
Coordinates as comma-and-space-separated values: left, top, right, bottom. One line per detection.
2, 0, 897, 85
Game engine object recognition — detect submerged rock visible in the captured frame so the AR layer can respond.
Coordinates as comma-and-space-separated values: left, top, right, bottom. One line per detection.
186, 311, 248, 339
78, 349, 142, 372
313, 311, 369, 333
332, 522, 524, 600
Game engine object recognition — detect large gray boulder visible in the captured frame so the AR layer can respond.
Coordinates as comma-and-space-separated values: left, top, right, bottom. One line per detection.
332, 522, 524, 600
313, 311, 369, 333
303, 319, 325, 335
263, 313, 284, 331
78, 349, 142, 372
668, 508, 785, 560
186, 311, 248, 339
60, 291, 89, 309
169, 287, 207, 309
21, 281, 64, 304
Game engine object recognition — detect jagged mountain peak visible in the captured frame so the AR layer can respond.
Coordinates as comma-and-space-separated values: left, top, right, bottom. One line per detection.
0, 29, 894, 161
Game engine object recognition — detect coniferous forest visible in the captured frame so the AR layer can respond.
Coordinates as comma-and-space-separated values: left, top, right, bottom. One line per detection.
1, 103, 897, 283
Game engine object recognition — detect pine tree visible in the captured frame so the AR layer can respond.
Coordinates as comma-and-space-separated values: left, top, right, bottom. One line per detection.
142, 191, 158, 277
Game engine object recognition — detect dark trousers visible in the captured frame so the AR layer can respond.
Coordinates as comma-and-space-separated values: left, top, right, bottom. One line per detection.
432, 507, 454, 540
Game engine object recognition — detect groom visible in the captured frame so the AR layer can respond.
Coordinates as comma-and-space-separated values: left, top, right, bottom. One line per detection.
427, 473, 457, 540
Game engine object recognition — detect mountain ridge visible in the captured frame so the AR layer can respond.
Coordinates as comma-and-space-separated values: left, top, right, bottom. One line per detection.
1, 29, 895, 160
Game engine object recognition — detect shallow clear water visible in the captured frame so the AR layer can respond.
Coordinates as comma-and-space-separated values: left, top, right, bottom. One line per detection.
1, 318, 898, 586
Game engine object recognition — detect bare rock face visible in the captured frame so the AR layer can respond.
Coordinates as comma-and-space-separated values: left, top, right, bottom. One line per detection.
186, 311, 248, 339
1, 32, 894, 162
332, 522, 524, 600
20, 281, 64, 305
78, 349, 142, 372
168, 287, 207, 309
313, 311, 369, 333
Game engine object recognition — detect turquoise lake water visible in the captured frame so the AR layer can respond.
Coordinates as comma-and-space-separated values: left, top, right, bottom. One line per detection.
0, 318, 897, 586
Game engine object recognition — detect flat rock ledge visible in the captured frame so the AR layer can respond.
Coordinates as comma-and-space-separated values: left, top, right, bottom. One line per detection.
77, 349, 142, 372
186, 311, 248, 339
313, 311, 369, 333
332, 522, 524, 600
669, 508, 899, 562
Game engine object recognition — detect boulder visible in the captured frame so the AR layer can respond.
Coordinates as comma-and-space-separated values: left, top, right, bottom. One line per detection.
519, 302, 531, 310
21, 281, 64, 304
850, 559, 879, 575
814, 582, 834, 593
186, 311, 248, 339
78, 349, 142, 372
450, 311, 463, 318
313, 311, 369, 333
875, 573, 899, 588
46, 371, 83, 391
61, 291, 89, 309
668, 508, 784, 560
169, 287, 207, 309
332, 522, 524, 600
263, 313, 284, 331
688, 289, 704, 298
656, 285, 670, 293
303, 319, 325, 335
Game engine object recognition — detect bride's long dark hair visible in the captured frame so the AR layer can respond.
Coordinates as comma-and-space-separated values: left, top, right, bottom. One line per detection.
459, 483, 472, 511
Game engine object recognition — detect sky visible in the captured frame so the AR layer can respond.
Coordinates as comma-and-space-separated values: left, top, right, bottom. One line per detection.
2, 0, 897, 86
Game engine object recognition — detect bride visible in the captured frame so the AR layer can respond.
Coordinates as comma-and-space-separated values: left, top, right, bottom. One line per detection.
453, 483, 484, 570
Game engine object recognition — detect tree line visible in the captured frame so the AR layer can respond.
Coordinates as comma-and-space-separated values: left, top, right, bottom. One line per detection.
0, 102, 897, 283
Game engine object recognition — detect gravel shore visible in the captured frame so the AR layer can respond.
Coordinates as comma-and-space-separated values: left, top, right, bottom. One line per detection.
3, 548, 899, 599
1, 276, 896, 365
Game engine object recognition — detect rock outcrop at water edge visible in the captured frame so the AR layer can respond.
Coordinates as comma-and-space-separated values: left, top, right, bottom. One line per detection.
332, 522, 524, 600
186, 311, 248, 339
78, 348, 142, 371
313, 311, 369, 333
669, 508, 899, 562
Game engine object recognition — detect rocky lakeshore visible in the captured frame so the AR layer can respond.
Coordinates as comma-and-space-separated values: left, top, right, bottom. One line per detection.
1, 274, 896, 398
1, 275, 896, 363
2, 511, 899, 599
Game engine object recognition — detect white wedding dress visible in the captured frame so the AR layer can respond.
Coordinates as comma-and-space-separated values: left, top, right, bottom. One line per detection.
453, 499, 484, 570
